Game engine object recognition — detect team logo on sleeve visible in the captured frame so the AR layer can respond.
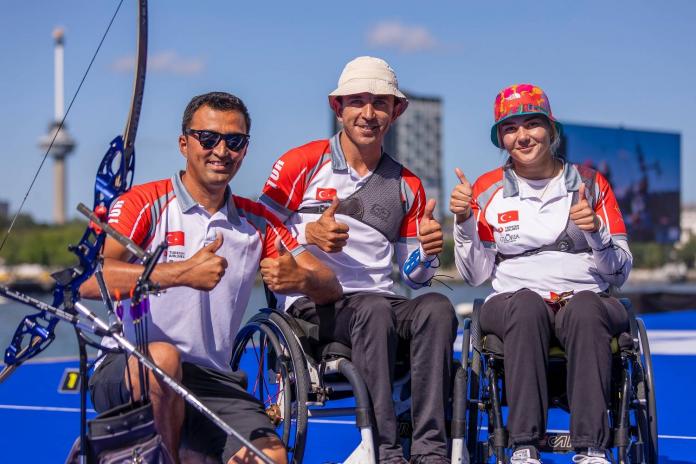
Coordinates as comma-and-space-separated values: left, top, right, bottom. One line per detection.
497, 210, 519, 224
265, 159, 285, 189
108, 200, 125, 224
166, 231, 185, 246
316, 188, 337, 200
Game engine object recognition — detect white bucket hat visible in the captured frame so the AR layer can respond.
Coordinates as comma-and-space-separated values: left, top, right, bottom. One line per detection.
328, 56, 409, 113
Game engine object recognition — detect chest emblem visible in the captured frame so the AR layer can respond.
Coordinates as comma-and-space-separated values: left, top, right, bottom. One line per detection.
166, 231, 185, 246
497, 210, 519, 224
316, 187, 337, 201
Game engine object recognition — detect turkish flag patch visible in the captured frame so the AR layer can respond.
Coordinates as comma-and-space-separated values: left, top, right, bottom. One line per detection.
166, 231, 185, 246
497, 210, 519, 223
316, 188, 337, 201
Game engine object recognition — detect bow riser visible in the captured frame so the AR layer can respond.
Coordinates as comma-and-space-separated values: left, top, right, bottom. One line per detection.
3, 136, 136, 367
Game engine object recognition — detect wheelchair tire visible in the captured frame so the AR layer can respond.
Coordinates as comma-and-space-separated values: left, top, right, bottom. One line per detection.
465, 345, 485, 462
634, 318, 658, 464
231, 310, 310, 463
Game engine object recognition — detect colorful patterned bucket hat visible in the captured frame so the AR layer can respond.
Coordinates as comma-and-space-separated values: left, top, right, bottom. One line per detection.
490, 83, 562, 147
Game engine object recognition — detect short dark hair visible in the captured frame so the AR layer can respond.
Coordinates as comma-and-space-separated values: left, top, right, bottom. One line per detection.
181, 92, 251, 134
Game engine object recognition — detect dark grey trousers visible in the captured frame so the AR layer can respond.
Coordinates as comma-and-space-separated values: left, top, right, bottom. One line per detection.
479, 289, 629, 449
290, 292, 457, 461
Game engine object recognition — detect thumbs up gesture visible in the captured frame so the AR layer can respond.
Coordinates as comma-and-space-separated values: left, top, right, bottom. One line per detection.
418, 198, 444, 256
450, 168, 473, 223
569, 183, 601, 232
260, 236, 302, 293
305, 197, 350, 253
182, 233, 228, 291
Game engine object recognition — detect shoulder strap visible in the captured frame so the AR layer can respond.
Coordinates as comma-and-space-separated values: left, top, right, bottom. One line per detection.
298, 154, 407, 242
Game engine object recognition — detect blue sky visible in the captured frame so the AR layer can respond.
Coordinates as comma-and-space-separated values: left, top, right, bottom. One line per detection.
1, 1, 694, 224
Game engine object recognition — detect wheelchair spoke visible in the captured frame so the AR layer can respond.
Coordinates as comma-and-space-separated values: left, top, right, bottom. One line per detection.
250, 333, 267, 400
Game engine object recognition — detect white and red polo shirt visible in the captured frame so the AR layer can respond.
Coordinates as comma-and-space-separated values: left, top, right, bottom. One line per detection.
453, 161, 633, 299
260, 133, 436, 308
101, 172, 303, 372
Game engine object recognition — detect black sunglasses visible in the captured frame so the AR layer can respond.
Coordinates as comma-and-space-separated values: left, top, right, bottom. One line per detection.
185, 129, 250, 151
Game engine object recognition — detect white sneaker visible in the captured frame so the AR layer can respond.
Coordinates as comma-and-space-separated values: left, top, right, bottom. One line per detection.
572, 448, 610, 464
510, 448, 542, 464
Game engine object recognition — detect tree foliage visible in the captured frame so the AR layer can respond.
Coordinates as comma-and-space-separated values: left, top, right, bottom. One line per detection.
676, 235, 696, 269
629, 242, 672, 269
0, 221, 86, 267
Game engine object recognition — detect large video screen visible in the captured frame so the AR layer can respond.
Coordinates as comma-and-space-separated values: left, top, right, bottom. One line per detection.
559, 124, 681, 243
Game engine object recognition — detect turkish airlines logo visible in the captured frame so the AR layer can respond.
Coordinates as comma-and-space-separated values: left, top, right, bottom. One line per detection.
316, 188, 337, 201
497, 210, 519, 224
166, 231, 185, 246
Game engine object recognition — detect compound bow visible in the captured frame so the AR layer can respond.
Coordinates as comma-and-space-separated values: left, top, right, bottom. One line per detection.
1, 0, 148, 381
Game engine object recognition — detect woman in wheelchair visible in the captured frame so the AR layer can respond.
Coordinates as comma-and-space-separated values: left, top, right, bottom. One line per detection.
450, 84, 633, 464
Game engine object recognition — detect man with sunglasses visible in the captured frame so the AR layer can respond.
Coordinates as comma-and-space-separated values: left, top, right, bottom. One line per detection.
260, 57, 457, 463
82, 92, 341, 464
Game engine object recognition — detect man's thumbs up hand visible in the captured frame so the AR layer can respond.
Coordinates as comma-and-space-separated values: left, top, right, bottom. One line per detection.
423, 198, 436, 220
418, 199, 443, 256
181, 233, 228, 291
305, 196, 350, 253
274, 236, 287, 256
260, 235, 300, 293
322, 197, 340, 219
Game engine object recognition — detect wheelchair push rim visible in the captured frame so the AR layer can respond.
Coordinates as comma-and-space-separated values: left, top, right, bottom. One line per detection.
231, 311, 310, 463
632, 318, 658, 464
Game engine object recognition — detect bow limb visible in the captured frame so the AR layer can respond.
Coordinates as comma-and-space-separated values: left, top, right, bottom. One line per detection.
1, 0, 148, 377
121, 0, 148, 183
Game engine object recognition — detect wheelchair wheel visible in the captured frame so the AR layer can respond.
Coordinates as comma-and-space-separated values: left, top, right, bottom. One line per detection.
452, 319, 471, 463
465, 336, 485, 462
632, 318, 658, 463
231, 310, 310, 463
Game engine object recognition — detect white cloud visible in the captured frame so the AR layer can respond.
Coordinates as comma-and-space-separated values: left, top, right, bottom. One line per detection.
111, 51, 204, 75
366, 20, 438, 53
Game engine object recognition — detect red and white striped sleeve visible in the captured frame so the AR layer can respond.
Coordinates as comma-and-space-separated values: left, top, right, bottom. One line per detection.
399, 168, 426, 241
585, 171, 632, 286
107, 189, 153, 247
452, 170, 501, 286
593, 172, 627, 237
259, 141, 329, 221
395, 168, 439, 288
233, 196, 304, 260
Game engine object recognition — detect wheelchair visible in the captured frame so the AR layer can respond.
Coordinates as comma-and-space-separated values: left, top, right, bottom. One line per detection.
452, 298, 658, 464
230, 307, 456, 464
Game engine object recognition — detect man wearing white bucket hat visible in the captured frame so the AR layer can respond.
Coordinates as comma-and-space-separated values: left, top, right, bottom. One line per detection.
260, 57, 457, 463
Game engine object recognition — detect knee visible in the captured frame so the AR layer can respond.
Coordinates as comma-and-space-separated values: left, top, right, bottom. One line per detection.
228, 436, 287, 464
507, 289, 548, 324
148, 342, 182, 380
350, 294, 394, 327
126, 342, 181, 400
413, 293, 457, 333
564, 291, 606, 328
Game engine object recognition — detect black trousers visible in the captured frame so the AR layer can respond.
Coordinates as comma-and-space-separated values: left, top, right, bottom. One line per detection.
290, 292, 457, 461
479, 289, 629, 449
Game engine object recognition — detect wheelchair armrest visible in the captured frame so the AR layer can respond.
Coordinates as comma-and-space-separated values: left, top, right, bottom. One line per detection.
319, 341, 352, 361
482, 334, 504, 357
292, 317, 320, 342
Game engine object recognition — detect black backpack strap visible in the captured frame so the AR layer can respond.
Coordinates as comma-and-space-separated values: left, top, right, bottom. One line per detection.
496, 163, 596, 264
